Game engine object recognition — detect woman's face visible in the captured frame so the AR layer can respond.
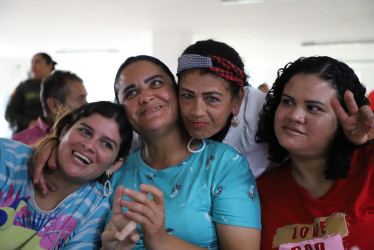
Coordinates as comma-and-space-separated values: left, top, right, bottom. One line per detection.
178, 70, 242, 139
31, 54, 53, 80
58, 114, 122, 183
116, 60, 179, 134
274, 73, 338, 158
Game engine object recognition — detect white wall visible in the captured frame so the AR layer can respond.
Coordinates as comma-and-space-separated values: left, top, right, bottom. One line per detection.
2, 34, 374, 139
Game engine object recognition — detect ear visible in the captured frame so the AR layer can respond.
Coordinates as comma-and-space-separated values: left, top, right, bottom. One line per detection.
231, 88, 245, 116
47, 97, 61, 116
106, 157, 124, 176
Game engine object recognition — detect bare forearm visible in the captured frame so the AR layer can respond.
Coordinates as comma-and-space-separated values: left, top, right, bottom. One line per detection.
144, 233, 207, 250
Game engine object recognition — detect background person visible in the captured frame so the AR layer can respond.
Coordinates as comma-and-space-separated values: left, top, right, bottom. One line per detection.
12, 70, 88, 145
257, 83, 270, 93
5, 52, 57, 134
0, 101, 133, 249
255, 56, 374, 249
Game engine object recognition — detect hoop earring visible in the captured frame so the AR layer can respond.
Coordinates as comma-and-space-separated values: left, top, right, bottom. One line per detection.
231, 115, 239, 127
187, 138, 206, 154
103, 174, 112, 197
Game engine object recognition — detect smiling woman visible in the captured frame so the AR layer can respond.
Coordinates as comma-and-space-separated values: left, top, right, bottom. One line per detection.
255, 56, 374, 249
102, 55, 261, 249
0, 101, 133, 249
176, 39, 272, 178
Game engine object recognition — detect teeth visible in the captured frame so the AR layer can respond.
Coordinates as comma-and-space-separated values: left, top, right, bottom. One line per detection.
73, 151, 92, 164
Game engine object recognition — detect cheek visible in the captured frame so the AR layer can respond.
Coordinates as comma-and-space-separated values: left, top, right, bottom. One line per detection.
178, 99, 191, 116
273, 108, 284, 136
274, 107, 283, 124
316, 118, 338, 138
163, 91, 178, 111
124, 101, 137, 117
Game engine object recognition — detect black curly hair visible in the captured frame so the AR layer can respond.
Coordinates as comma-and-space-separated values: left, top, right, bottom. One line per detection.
255, 56, 369, 180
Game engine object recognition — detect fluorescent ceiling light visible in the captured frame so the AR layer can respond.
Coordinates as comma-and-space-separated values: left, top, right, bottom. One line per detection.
55, 49, 119, 54
302, 39, 374, 48
222, 0, 296, 5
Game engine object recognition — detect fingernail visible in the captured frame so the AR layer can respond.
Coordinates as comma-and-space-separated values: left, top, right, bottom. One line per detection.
33, 178, 37, 183
51, 163, 57, 168
42, 190, 47, 195
371, 122, 374, 128
51, 187, 56, 191
115, 232, 125, 241
118, 234, 125, 241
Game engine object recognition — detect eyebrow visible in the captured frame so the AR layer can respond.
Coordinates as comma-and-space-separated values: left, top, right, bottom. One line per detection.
121, 74, 164, 94
282, 93, 326, 106
180, 88, 223, 96
79, 122, 118, 149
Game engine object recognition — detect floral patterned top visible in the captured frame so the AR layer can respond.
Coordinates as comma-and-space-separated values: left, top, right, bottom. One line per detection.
0, 138, 110, 249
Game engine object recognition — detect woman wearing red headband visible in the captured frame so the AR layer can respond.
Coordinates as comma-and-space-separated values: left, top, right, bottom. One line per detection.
177, 39, 272, 178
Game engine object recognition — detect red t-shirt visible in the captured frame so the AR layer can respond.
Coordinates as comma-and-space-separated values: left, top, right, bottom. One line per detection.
257, 143, 374, 250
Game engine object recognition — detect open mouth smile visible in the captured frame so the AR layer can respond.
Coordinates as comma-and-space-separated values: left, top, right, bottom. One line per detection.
73, 150, 92, 165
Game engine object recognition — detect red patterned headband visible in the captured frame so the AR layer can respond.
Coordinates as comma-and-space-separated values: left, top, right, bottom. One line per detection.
177, 54, 247, 87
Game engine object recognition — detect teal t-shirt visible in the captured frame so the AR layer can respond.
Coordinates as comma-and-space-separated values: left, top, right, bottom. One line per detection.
109, 139, 261, 249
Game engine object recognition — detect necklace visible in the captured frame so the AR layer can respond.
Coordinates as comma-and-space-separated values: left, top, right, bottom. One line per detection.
187, 138, 206, 153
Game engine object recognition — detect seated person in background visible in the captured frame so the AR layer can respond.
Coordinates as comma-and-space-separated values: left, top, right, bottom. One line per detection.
0, 101, 133, 249
5, 52, 57, 135
255, 56, 374, 249
257, 83, 269, 93
12, 70, 88, 145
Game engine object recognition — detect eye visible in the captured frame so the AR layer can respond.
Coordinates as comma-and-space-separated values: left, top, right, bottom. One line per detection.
101, 140, 113, 150
307, 105, 322, 112
205, 96, 220, 103
181, 93, 194, 99
79, 128, 92, 136
150, 80, 162, 88
281, 98, 293, 105
124, 89, 138, 99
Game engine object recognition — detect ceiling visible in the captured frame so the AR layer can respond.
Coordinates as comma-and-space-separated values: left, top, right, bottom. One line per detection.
1, 0, 374, 77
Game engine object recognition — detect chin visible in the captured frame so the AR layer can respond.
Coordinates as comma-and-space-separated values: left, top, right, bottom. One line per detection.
189, 131, 208, 140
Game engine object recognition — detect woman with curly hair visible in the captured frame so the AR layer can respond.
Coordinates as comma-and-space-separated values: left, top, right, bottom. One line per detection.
256, 56, 374, 249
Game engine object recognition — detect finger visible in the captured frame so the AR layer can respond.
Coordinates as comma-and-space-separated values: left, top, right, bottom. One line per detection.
31, 139, 57, 183
31, 155, 44, 185
359, 105, 374, 127
129, 233, 140, 243
47, 144, 58, 170
344, 90, 359, 115
331, 97, 348, 122
139, 184, 164, 207
116, 220, 138, 240
121, 194, 158, 224
38, 174, 48, 195
112, 186, 125, 215
101, 230, 120, 243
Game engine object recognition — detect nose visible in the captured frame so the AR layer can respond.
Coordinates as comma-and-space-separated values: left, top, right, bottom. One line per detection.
286, 106, 305, 123
190, 98, 206, 117
138, 90, 154, 104
81, 139, 95, 153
